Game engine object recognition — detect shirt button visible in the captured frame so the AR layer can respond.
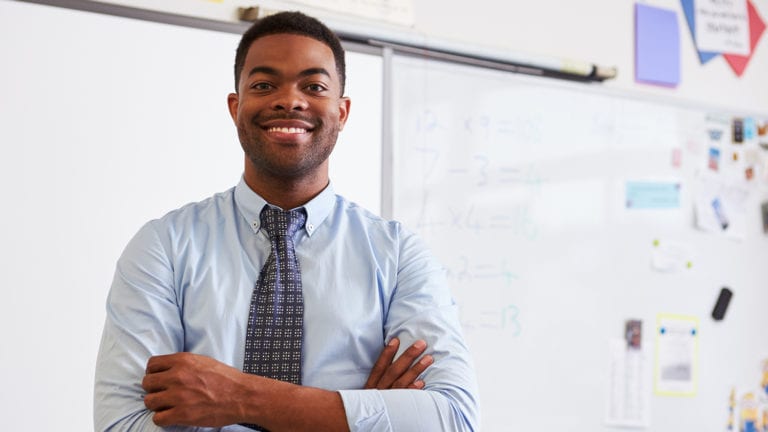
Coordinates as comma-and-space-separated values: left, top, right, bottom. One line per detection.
307, 223, 314, 231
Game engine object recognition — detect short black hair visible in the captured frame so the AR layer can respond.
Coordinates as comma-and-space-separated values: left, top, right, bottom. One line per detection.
233, 11, 346, 95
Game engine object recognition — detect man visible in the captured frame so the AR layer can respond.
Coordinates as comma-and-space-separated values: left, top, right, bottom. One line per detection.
94, 11, 479, 431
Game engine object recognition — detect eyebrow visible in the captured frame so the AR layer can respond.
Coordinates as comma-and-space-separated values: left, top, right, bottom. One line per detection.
246, 66, 332, 79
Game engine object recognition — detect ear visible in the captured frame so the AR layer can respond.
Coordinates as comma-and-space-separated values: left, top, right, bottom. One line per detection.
338, 96, 351, 131
227, 93, 239, 123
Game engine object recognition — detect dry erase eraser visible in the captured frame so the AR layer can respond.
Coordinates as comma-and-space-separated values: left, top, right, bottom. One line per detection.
711, 287, 733, 321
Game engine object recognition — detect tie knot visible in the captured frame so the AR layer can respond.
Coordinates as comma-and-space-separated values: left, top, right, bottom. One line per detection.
260, 206, 306, 239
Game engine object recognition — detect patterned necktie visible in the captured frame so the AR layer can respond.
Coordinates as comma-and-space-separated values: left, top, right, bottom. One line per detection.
242, 206, 306, 430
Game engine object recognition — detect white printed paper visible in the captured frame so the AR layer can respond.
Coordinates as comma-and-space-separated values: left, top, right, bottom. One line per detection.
654, 315, 699, 396
606, 339, 651, 428
693, 171, 749, 240
694, 0, 751, 55
651, 239, 693, 272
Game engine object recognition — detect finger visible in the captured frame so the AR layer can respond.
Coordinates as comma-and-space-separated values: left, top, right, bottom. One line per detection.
376, 339, 427, 389
142, 370, 171, 393
145, 353, 180, 374
151, 406, 180, 427
391, 354, 433, 389
151, 400, 205, 427
143, 389, 174, 413
408, 380, 425, 390
364, 338, 399, 389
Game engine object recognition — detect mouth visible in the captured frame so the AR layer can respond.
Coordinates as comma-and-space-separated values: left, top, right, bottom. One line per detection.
258, 117, 316, 136
265, 126, 310, 134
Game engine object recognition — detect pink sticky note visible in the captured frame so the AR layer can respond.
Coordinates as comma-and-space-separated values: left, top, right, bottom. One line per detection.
672, 148, 682, 168
723, 0, 766, 76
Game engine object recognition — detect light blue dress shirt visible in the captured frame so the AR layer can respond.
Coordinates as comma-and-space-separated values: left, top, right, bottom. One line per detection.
94, 178, 479, 431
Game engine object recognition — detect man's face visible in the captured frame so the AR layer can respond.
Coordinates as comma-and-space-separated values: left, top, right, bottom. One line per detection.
228, 33, 350, 182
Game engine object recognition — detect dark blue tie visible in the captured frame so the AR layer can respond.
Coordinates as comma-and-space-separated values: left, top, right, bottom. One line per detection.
242, 206, 306, 431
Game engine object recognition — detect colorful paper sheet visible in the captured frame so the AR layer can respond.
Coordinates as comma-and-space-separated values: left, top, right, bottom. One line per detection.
682, 0, 766, 75
635, 4, 681, 87
723, 0, 766, 76
625, 181, 681, 209
681, 0, 720, 63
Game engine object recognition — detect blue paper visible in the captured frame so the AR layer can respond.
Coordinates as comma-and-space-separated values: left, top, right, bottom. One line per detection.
744, 117, 756, 140
626, 181, 681, 209
635, 4, 681, 86
680, 0, 720, 63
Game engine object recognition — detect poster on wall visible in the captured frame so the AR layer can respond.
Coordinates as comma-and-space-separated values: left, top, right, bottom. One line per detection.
681, 0, 767, 75
694, 0, 751, 55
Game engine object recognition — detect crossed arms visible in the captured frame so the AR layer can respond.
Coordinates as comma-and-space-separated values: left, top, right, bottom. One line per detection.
140, 338, 431, 430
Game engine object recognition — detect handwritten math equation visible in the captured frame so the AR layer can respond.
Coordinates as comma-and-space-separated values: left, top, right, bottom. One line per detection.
443, 256, 523, 336
459, 303, 522, 336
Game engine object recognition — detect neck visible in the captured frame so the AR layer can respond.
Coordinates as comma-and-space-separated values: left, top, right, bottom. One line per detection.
243, 168, 328, 210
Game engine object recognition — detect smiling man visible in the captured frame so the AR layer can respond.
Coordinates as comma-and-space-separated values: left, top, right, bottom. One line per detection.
230, 31, 346, 210
94, 11, 479, 432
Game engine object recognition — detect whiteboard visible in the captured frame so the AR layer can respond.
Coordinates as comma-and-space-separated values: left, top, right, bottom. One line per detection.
0, 1, 380, 430
390, 54, 768, 431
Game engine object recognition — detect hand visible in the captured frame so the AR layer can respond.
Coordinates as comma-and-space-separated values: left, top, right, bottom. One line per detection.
142, 352, 252, 427
364, 338, 434, 390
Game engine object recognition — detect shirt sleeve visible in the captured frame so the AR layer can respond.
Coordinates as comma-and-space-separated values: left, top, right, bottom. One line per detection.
93, 221, 210, 432
338, 228, 481, 431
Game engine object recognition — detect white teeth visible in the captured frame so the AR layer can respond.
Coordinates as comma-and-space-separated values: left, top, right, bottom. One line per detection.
268, 127, 307, 134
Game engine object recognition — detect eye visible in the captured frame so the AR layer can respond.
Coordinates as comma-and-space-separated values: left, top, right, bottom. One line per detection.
305, 83, 328, 93
249, 81, 274, 92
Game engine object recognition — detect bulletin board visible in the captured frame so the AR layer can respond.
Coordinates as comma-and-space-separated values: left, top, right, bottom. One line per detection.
390, 53, 768, 432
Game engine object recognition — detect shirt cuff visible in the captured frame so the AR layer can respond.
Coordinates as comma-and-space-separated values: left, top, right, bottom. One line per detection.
338, 389, 391, 432
339, 389, 439, 432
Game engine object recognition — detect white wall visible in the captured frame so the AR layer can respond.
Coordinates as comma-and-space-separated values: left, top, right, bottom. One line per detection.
411, 0, 768, 115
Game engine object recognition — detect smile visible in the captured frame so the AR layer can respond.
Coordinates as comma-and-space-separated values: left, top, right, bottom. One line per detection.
266, 126, 308, 134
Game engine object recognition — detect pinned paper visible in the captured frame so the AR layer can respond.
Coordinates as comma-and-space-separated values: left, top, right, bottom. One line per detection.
654, 314, 699, 396
733, 118, 745, 143
759, 121, 768, 137
651, 239, 693, 272
681, 0, 720, 63
635, 4, 681, 86
759, 120, 768, 150
744, 149, 759, 181
672, 148, 683, 168
626, 181, 681, 209
708, 147, 721, 171
723, 0, 766, 76
744, 118, 757, 140
606, 338, 650, 428
693, 172, 749, 240
708, 129, 724, 141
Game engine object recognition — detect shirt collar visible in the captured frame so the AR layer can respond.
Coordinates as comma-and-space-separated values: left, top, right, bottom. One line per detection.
234, 176, 335, 237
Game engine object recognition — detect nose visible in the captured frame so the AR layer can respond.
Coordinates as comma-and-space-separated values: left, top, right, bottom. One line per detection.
271, 86, 309, 111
